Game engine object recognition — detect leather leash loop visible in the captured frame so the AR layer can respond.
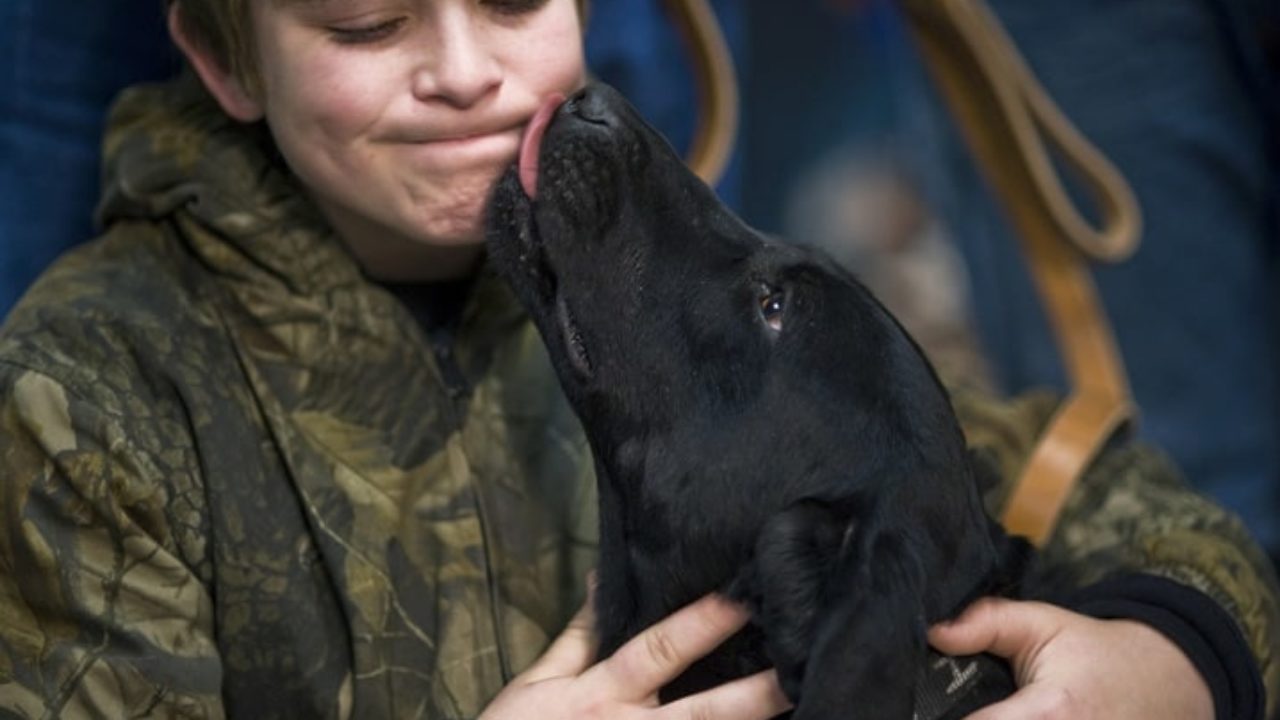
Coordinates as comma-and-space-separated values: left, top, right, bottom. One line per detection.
905, 0, 1142, 263
901, 0, 1140, 545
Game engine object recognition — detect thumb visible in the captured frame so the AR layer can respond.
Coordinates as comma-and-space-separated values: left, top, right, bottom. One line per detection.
928, 597, 1067, 665
519, 576, 599, 683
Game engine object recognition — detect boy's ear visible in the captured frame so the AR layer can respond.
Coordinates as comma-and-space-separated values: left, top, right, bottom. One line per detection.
167, 2, 264, 122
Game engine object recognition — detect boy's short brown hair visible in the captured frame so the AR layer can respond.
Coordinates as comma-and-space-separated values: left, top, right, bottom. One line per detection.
170, 0, 257, 91
171, 0, 590, 96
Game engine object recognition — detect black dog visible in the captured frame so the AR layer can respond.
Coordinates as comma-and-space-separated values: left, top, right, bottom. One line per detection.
486, 83, 1028, 720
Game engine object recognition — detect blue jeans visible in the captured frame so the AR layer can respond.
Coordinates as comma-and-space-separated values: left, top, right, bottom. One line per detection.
894, 0, 1280, 554
0, 1, 179, 316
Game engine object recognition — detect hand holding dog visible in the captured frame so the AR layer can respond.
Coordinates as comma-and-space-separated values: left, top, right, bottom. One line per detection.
929, 597, 1213, 719
481, 593, 792, 720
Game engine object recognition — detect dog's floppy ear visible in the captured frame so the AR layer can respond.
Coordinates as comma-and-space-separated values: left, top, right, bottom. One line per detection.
729, 500, 847, 700
731, 500, 925, 719
792, 516, 926, 720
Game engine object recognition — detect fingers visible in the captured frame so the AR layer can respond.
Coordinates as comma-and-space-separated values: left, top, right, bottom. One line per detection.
519, 579, 599, 683
593, 593, 752, 701
659, 669, 793, 720
928, 597, 1067, 665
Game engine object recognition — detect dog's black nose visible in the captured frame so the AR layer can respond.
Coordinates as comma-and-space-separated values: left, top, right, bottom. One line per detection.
562, 84, 620, 128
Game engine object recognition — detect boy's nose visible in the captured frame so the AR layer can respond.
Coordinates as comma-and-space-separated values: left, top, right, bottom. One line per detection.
412, 14, 501, 108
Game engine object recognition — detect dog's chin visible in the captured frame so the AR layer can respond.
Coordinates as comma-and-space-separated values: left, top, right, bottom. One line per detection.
487, 170, 546, 302
487, 168, 596, 383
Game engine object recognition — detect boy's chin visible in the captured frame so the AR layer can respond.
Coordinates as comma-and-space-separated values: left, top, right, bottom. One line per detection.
407, 196, 495, 247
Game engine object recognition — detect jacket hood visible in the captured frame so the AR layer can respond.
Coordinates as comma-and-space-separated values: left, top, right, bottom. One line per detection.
97, 72, 363, 296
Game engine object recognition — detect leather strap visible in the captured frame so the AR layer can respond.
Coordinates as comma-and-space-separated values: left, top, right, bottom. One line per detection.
900, 0, 1140, 545
664, 0, 740, 187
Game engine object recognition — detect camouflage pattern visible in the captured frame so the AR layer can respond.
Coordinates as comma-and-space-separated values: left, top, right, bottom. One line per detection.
0, 75, 1275, 718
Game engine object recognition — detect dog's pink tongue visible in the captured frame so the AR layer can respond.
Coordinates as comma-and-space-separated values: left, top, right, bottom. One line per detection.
519, 93, 566, 199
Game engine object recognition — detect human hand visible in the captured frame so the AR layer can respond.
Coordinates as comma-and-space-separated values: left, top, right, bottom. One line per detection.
929, 597, 1212, 719
480, 592, 792, 720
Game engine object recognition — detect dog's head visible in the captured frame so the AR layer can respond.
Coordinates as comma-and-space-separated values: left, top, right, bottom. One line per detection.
487, 82, 1027, 716
487, 83, 971, 501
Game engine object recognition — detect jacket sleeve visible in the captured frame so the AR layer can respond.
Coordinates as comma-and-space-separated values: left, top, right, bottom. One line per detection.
0, 363, 225, 719
950, 385, 1280, 718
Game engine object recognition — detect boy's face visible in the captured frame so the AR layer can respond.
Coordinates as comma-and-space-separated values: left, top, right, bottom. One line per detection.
248, 0, 586, 276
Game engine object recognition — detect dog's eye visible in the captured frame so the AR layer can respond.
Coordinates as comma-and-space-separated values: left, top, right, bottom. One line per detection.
758, 286, 785, 332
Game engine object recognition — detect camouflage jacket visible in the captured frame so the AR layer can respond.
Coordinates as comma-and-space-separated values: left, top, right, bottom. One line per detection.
0, 77, 1276, 719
